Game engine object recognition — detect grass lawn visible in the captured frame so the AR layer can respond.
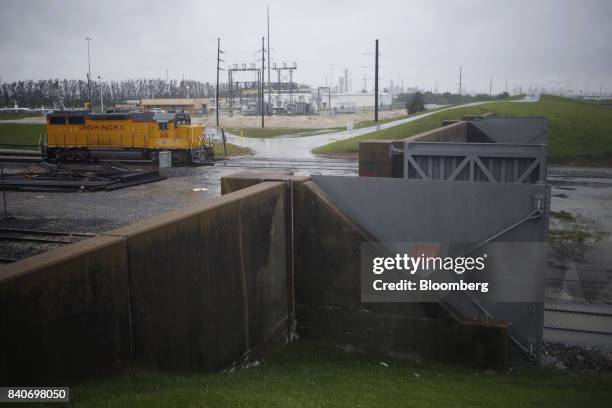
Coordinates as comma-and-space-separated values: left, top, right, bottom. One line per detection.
226, 127, 342, 138
72, 340, 612, 407
354, 114, 410, 129
353, 105, 455, 130
212, 141, 252, 157
313, 96, 612, 166
0, 112, 43, 120
0, 123, 45, 150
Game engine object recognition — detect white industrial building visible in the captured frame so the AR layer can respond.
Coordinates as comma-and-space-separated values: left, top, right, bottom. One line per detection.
210, 89, 393, 115
313, 92, 392, 113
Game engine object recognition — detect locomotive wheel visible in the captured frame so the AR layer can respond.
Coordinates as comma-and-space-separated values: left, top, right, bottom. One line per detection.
173, 150, 190, 166
78, 150, 89, 163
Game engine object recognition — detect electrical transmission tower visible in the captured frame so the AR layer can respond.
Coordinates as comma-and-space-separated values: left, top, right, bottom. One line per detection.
216, 38, 225, 126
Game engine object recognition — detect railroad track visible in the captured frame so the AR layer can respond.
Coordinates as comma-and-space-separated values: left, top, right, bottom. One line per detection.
217, 157, 359, 172
544, 302, 612, 351
0, 151, 359, 172
0, 155, 154, 165
0, 227, 95, 263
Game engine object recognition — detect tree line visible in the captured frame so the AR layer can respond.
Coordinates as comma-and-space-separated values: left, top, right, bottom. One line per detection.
0, 78, 216, 109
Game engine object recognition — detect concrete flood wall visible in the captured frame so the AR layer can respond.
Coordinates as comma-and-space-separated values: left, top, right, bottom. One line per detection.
222, 174, 510, 369
109, 181, 289, 372
1, 157, 543, 385
0, 181, 290, 384
359, 121, 469, 178
0, 236, 131, 385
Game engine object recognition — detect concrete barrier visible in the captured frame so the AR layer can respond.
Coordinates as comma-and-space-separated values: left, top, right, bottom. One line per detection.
107, 181, 290, 372
1, 167, 525, 385
0, 236, 131, 385
0, 181, 291, 384
222, 173, 510, 369
220, 170, 309, 195
359, 121, 468, 177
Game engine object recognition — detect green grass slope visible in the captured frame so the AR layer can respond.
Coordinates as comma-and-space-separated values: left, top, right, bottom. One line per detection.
71, 340, 612, 407
313, 96, 612, 166
0, 123, 45, 150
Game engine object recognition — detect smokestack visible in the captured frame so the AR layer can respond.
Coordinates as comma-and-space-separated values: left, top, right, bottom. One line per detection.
344, 69, 348, 93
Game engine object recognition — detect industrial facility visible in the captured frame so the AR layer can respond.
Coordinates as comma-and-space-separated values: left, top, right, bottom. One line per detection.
140, 98, 210, 115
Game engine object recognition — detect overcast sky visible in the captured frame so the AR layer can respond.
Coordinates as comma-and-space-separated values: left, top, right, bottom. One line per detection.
1, 0, 611, 94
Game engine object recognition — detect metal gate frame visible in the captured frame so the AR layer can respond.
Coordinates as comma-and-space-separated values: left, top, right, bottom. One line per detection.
404, 142, 547, 183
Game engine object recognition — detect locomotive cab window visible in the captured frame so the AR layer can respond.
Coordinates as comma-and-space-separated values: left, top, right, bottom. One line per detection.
49, 116, 66, 125
68, 116, 85, 124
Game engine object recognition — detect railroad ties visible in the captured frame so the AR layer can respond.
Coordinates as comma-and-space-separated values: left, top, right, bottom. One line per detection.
0, 162, 166, 192
0, 227, 96, 264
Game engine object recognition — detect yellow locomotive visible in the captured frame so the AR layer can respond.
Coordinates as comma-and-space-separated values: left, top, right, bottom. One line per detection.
44, 111, 214, 165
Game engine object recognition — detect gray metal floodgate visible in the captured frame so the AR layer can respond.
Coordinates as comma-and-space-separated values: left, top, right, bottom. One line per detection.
311, 175, 550, 365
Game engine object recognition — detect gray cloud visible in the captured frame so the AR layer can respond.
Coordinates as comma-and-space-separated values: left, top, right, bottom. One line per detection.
1, 0, 611, 93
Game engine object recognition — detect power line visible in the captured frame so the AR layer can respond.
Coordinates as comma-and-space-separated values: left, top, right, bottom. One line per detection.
267, 6, 271, 116
375, 39, 379, 122
216, 38, 225, 127
85, 37, 92, 112
261, 37, 265, 128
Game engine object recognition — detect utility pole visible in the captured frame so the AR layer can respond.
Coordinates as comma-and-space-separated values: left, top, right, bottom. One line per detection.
374, 39, 379, 122
267, 6, 271, 116
435, 80, 438, 94
85, 37, 92, 111
458, 66, 462, 95
505, 80, 508, 94
489, 75, 493, 98
261, 37, 265, 128
1, 163, 9, 220
97, 75, 104, 113
216, 38, 224, 127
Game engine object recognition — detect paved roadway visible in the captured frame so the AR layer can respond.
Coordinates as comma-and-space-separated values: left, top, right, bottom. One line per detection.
226, 95, 540, 159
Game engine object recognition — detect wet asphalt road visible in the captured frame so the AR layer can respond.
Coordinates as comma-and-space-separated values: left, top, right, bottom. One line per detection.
226, 95, 540, 159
